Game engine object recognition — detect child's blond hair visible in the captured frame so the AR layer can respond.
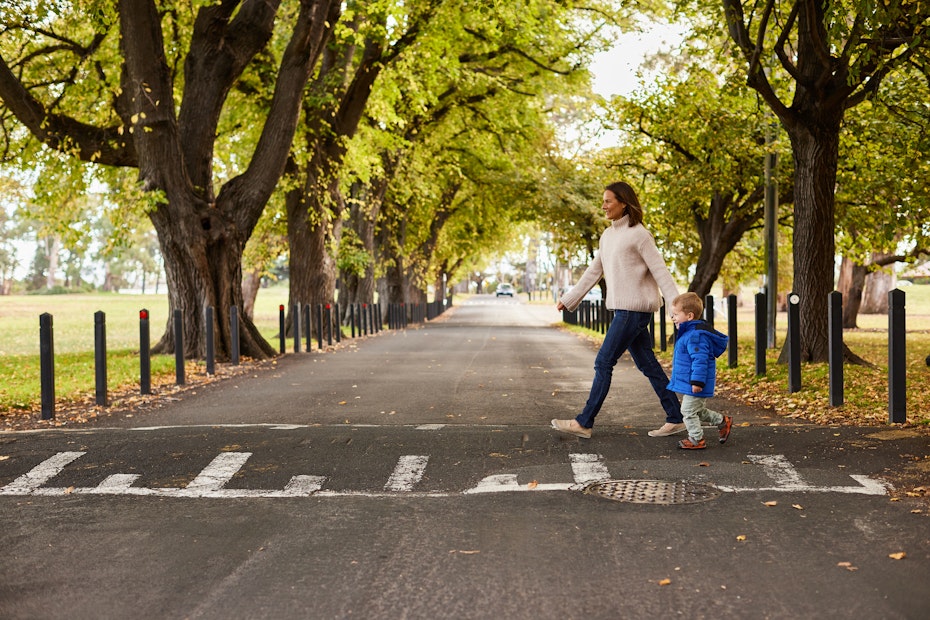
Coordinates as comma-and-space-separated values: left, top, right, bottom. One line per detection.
673, 292, 703, 318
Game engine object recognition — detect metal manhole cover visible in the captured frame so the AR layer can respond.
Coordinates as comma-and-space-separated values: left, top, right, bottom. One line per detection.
582, 479, 721, 504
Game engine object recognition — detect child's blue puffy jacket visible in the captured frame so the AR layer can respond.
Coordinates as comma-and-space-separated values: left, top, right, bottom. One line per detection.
667, 320, 729, 397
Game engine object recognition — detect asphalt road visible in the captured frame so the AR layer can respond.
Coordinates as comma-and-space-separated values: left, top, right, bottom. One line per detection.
1, 296, 928, 619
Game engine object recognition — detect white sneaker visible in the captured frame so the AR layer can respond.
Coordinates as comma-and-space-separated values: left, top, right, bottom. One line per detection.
647, 422, 687, 437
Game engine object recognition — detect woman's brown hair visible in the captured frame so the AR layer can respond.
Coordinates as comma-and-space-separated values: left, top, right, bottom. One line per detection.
605, 181, 643, 227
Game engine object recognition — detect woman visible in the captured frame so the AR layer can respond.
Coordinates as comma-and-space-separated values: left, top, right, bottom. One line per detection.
551, 181, 684, 439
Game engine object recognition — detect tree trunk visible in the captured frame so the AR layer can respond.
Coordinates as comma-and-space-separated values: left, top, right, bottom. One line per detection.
285, 185, 338, 339
117, 0, 338, 361
780, 125, 839, 362
688, 190, 764, 298
150, 207, 274, 360
241, 268, 263, 319
45, 236, 59, 289
861, 256, 894, 314
837, 256, 865, 328
341, 189, 380, 312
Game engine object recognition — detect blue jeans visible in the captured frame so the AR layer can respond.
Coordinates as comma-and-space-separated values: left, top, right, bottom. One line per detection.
575, 310, 682, 429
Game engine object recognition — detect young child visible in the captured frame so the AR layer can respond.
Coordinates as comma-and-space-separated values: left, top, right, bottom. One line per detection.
667, 292, 733, 449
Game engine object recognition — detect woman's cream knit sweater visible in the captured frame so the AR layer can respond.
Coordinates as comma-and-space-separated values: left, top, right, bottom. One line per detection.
559, 216, 680, 314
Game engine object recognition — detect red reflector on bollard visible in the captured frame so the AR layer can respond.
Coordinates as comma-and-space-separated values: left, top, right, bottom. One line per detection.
140, 310, 149, 320
326, 304, 331, 309
279, 304, 284, 311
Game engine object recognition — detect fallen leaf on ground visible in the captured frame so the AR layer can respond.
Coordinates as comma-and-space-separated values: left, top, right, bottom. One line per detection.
764, 501, 778, 507
837, 562, 858, 571
658, 579, 671, 586
792, 504, 804, 510
736, 535, 747, 542
889, 552, 906, 560
527, 481, 538, 489
698, 462, 710, 467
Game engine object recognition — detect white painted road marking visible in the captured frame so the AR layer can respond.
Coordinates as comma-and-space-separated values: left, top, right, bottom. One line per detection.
569, 453, 610, 485
750, 455, 804, 487
0, 452, 892, 498
715, 455, 890, 495
384, 455, 429, 491
463, 474, 570, 494
186, 452, 252, 492
0, 451, 85, 495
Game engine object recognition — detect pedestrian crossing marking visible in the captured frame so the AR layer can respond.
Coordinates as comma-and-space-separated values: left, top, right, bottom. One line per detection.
0, 451, 891, 498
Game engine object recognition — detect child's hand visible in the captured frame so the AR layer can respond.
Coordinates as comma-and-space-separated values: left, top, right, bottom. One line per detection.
692, 385, 703, 394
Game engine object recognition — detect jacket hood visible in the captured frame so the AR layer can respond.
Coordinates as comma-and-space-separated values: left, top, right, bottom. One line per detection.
679, 320, 729, 358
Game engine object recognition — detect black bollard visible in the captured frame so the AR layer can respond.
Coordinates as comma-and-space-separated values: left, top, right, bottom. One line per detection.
361, 303, 368, 335
174, 309, 185, 385
350, 304, 356, 338
727, 294, 737, 368
755, 292, 766, 376
334, 304, 341, 343
230, 306, 240, 366
293, 303, 301, 353
140, 309, 151, 395
316, 304, 323, 349
303, 304, 312, 351
828, 291, 843, 407
888, 289, 906, 423
326, 304, 333, 346
704, 294, 714, 329
205, 306, 215, 376
278, 305, 286, 354
94, 311, 108, 406
39, 313, 55, 420
787, 292, 801, 393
